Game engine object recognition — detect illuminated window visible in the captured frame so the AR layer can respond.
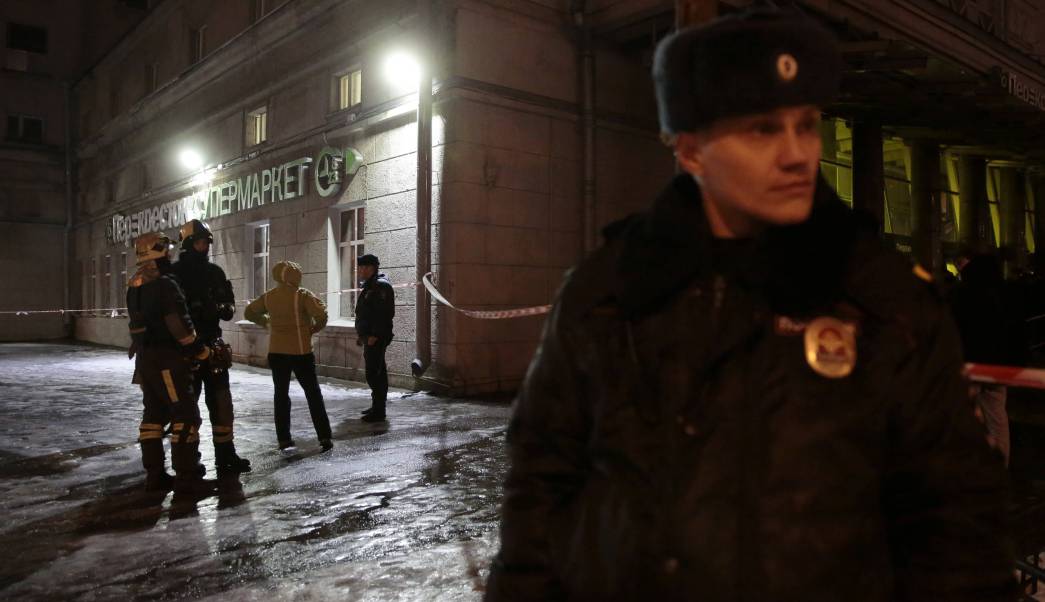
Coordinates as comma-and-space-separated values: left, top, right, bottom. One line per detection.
246, 105, 267, 146
338, 69, 362, 110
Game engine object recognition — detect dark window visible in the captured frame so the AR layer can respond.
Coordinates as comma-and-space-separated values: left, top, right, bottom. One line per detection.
6, 114, 44, 143
120, 0, 149, 9
7, 23, 47, 54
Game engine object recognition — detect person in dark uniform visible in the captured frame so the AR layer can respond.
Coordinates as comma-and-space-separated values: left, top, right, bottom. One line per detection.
127, 232, 215, 495
486, 7, 1014, 602
171, 219, 251, 475
354, 254, 395, 422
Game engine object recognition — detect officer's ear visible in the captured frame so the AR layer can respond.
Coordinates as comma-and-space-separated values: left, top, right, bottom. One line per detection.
674, 131, 705, 179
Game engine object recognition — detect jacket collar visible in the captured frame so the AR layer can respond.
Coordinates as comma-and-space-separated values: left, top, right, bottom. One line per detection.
613, 173, 860, 318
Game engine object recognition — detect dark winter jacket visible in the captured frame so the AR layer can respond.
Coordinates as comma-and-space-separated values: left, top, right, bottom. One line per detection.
170, 250, 235, 343
354, 273, 395, 344
486, 175, 1013, 602
949, 255, 1024, 366
126, 260, 205, 357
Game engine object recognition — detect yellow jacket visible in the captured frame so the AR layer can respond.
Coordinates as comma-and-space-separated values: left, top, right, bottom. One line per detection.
244, 261, 327, 355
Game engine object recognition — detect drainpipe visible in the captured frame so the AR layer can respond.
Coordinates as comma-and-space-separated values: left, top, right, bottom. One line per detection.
412, 0, 433, 378
572, 1, 596, 252
63, 82, 75, 338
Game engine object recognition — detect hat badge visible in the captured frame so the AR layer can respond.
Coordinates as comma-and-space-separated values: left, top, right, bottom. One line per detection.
777, 53, 799, 81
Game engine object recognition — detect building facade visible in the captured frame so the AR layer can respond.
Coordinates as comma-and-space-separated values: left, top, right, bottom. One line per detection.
0, 0, 145, 341
12, 0, 1045, 394
70, 0, 672, 394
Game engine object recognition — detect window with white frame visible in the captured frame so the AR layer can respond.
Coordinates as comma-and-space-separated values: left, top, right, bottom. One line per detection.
337, 69, 362, 111
245, 105, 267, 146
337, 206, 365, 318
191, 25, 206, 64
87, 258, 96, 310
250, 223, 270, 300
119, 252, 128, 306
101, 254, 112, 309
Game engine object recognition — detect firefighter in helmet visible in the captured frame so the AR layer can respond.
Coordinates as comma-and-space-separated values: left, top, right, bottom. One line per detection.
170, 219, 251, 475
127, 232, 215, 494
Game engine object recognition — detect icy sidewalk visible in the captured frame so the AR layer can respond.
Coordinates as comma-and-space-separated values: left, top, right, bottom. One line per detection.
0, 342, 508, 601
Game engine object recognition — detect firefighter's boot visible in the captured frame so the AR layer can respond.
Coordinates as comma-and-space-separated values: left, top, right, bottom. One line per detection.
140, 438, 173, 492
171, 441, 217, 497
214, 441, 251, 475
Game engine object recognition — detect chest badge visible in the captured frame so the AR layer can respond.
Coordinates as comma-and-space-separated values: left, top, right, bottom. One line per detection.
804, 317, 856, 379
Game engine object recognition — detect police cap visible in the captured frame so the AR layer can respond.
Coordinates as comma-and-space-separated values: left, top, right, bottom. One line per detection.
653, 7, 842, 135
357, 254, 380, 267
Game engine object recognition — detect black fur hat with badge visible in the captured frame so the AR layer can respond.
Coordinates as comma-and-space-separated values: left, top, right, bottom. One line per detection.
653, 6, 842, 135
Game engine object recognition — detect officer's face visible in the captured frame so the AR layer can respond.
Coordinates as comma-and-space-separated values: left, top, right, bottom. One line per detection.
193, 239, 210, 254
675, 105, 822, 238
358, 264, 376, 282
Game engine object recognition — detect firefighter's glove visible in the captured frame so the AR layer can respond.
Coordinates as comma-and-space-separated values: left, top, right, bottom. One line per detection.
209, 339, 233, 373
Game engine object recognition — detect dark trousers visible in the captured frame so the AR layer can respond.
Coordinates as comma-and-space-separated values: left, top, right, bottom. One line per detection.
364, 342, 389, 411
137, 346, 201, 474
268, 352, 331, 443
191, 363, 235, 446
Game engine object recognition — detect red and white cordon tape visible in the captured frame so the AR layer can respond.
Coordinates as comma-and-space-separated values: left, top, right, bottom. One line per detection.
422, 273, 550, 320
964, 363, 1045, 390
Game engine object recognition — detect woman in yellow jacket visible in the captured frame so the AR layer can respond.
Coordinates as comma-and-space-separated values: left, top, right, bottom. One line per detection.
244, 261, 333, 451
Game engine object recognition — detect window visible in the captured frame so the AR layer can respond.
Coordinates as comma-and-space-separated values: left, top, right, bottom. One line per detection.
245, 105, 267, 146
250, 0, 268, 23
338, 206, 365, 317
6, 114, 43, 144
144, 62, 158, 95
119, 253, 128, 307
250, 223, 270, 299
338, 69, 362, 110
6, 23, 47, 54
87, 258, 96, 311
191, 25, 207, 64
101, 255, 112, 310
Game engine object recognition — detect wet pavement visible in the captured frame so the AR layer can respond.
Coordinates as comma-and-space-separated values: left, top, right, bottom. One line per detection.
0, 342, 509, 600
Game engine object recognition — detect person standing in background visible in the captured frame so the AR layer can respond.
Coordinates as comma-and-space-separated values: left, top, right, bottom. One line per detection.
244, 260, 333, 451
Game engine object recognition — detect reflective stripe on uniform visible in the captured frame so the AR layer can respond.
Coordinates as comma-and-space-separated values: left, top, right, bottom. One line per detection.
138, 422, 165, 441
130, 327, 147, 334
212, 425, 234, 443
161, 369, 179, 402
170, 422, 198, 444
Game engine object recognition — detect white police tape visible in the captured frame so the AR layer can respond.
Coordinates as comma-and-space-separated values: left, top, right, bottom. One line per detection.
0, 274, 553, 321
422, 273, 551, 320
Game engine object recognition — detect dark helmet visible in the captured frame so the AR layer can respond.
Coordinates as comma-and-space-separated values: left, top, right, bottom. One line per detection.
179, 219, 213, 250
134, 232, 174, 265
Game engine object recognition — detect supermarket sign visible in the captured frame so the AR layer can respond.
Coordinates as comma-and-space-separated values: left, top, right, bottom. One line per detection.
106, 146, 362, 246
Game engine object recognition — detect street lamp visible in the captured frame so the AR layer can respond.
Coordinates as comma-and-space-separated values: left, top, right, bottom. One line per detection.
179, 148, 204, 170
383, 51, 421, 95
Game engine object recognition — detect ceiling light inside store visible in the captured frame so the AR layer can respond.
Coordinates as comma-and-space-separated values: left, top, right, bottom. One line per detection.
179, 149, 204, 170
384, 51, 420, 93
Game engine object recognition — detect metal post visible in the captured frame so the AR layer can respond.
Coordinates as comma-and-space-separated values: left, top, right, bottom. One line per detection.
910, 141, 942, 273
412, 0, 432, 378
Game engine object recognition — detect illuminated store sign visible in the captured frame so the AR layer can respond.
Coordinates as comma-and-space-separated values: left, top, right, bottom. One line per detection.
1000, 70, 1045, 111
106, 146, 362, 246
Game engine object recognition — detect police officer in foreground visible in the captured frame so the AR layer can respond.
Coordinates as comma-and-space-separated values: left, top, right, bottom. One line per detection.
127, 232, 215, 495
486, 7, 1014, 601
354, 254, 395, 422
171, 219, 251, 475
